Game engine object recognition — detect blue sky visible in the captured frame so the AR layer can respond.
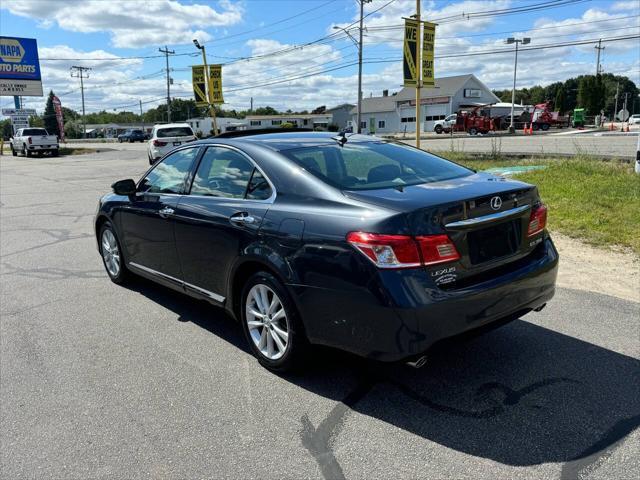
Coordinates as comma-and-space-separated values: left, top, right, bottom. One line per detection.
1, 0, 638, 115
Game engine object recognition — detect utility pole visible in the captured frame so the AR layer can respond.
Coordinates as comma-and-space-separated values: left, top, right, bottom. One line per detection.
595, 39, 605, 75
193, 39, 218, 136
332, 0, 370, 135
139, 99, 144, 134
415, 0, 422, 148
614, 83, 619, 124
250, 97, 253, 114
70, 66, 91, 138
505, 37, 531, 133
159, 46, 175, 123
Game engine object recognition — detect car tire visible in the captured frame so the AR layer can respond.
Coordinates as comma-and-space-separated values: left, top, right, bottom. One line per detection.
468, 127, 478, 136
52, 149, 59, 157
23, 146, 30, 157
99, 222, 130, 285
541, 123, 550, 131
434, 125, 443, 134
118, 138, 122, 143
532, 123, 540, 131
240, 271, 308, 372
10, 145, 16, 156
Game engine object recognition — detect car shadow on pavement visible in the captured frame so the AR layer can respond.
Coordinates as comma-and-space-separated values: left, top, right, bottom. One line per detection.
126, 278, 640, 478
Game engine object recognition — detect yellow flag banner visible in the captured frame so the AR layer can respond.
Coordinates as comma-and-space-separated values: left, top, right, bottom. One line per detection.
403, 19, 418, 87
208, 65, 224, 104
422, 22, 436, 87
192, 65, 207, 106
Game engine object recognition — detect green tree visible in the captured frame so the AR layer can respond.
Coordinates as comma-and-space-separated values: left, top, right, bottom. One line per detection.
43, 91, 60, 137
577, 75, 606, 114
29, 115, 45, 127
1, 118, 13, 139
554, 87, 566, 114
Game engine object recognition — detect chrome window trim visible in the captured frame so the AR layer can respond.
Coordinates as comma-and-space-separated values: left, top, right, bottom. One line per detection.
445, 204, 530, 229
187, 143, 277, 204
128, 262, 225, 303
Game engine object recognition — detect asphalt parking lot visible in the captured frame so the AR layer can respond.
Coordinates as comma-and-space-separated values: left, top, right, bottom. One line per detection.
1, 148, 639, 479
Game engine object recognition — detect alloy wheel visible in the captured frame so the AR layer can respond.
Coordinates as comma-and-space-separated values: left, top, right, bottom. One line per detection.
101, 229, 121, 277
245, 284, 289, 360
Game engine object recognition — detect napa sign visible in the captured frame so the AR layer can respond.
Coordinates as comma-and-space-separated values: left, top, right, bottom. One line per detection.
0, 36, 43, 97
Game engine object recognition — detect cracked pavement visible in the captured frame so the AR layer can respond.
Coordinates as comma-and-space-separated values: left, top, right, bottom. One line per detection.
1, 148, 639, 479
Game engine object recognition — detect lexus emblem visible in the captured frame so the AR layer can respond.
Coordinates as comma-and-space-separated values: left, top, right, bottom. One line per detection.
490, 196, 502, 210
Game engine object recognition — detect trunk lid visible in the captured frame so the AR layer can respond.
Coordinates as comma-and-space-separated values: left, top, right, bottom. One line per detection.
344, 172, 542, 286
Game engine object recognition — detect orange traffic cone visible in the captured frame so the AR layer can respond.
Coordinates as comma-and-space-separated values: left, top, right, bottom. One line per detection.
529, 124, 533, 135
523, 123, 528, 135
626, 123, 630, 132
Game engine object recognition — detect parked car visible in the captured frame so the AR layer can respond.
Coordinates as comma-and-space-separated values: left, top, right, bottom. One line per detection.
628, 114, 640, 125
96, 132, 558, 371
147, 123, 196, 164
10, 128, 59, 157
118, 129, 146, 143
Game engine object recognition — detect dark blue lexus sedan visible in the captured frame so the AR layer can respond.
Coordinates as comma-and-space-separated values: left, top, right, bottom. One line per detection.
95, 132, 558, 371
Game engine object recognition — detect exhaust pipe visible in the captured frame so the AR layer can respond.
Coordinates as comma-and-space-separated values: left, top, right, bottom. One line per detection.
534, 303, 546, 312
406, 355, 428, 369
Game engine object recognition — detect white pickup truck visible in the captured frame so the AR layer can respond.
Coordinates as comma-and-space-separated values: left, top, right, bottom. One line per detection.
10, 128, 59, 157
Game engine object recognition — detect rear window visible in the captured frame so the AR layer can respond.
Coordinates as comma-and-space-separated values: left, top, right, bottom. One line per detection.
280, 141, 472, 190
156, 127, 193, 138
22, 128, 48, 136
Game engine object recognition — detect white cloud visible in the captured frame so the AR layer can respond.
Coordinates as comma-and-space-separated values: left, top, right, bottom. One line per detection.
1, 0, 243, 48
610, 1, 640, 11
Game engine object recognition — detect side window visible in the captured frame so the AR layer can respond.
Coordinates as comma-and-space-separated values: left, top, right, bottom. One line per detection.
138, 147, 199, 194
246, 169, 272, 200
190, 147, 254, 198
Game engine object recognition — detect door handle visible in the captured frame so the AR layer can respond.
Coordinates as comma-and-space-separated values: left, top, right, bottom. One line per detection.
158, 206, 175, 218
229, 212, 255, 225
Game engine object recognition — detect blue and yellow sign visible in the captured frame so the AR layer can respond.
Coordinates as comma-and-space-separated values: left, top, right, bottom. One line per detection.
0, 36, 43, 96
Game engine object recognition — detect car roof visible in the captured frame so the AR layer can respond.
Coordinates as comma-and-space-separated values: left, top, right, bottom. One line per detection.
195, 132, 383, 151
154, 123, 191, 129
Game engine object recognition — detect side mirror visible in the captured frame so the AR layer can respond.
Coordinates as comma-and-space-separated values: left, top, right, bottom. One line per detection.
111, 179, 136, 196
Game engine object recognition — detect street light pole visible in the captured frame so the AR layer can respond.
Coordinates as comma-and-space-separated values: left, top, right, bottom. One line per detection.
506, 37, 530, 133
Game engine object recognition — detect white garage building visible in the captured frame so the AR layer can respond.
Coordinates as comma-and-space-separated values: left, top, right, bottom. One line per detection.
351, 74, 500, 134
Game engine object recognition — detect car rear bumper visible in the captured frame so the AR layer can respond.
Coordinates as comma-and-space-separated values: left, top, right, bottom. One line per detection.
294, 236, 558, 362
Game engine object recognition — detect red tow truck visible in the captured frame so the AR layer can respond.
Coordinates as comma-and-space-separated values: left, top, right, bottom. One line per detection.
530, 102, 569, 131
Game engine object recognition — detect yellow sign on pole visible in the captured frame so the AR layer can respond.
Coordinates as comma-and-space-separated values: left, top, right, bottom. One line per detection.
208, 65, 224, 104
422, 22, 436, 87
403, 19, 418, 87
192, 65, 207, 106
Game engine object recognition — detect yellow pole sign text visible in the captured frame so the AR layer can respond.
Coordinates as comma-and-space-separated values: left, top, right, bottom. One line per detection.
403, 19, 418, 87
208, 65, 224, 104
422, 22, 436, 87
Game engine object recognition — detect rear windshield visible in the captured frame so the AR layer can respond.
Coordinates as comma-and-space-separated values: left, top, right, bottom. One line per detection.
156, 127, 193, 138
22, 128, 48, 136
280, 141, 473, 190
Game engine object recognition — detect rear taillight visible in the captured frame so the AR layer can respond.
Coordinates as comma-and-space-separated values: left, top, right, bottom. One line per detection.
528, 203, 547, 237
28, 137, 32, 145
153, 139, 167, 147
346, 232, 421, 268
415, 235, 461, 265
346, 232, 460, 269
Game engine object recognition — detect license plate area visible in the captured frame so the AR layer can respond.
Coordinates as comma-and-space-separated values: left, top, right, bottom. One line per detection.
467, 220, 521, 265
173, 141, 181, 146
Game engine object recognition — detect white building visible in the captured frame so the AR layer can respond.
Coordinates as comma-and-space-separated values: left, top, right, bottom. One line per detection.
244, 113, 333, 130
186, 117, 248, 135
351, 74, 500, 134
